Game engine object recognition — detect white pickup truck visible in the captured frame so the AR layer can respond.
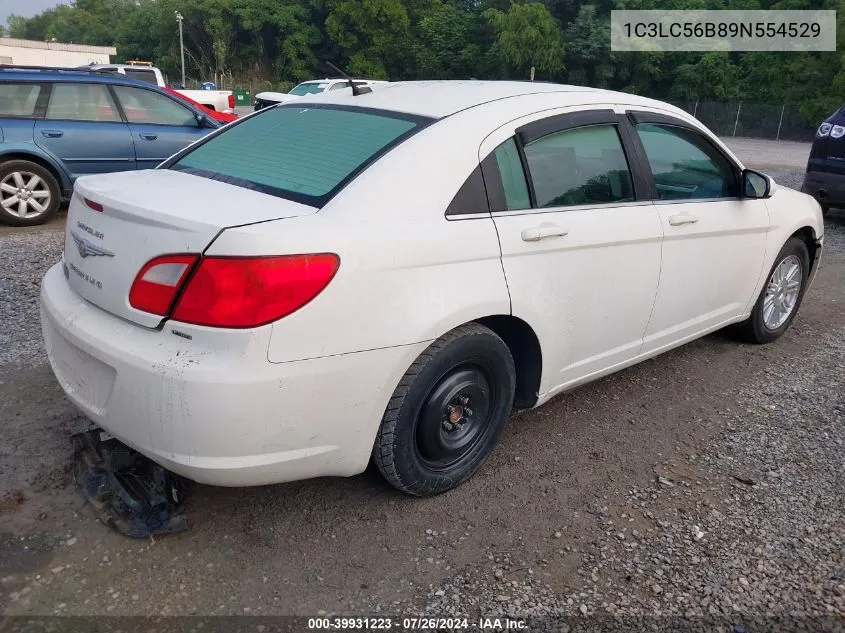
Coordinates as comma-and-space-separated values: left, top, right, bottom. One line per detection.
83, 64, 235, 114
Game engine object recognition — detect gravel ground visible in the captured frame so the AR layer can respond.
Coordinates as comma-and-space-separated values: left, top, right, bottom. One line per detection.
411, 327, 845, 628
1, 153, 844, 627
0, 229, 63, 366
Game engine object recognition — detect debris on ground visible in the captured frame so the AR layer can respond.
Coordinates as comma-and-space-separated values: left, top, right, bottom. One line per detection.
72, 430, 187, 538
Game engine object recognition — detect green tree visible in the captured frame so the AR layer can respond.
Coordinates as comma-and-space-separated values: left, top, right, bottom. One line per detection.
412, 0, 482, 78
564, 4, 613, 87
324, 0, 410, 78
483, 2, 565, 79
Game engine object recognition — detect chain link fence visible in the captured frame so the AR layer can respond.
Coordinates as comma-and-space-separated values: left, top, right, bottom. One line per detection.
670, 101, 817, 142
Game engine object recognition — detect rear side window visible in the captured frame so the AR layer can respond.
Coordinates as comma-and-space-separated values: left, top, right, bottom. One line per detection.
494, 138, 531, 210
46, 83, 121, 122
170, 105, 429, 206
0, 83, 41, 117
523, 125, 634, 208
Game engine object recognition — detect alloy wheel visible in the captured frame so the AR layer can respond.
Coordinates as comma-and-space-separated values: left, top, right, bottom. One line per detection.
763, 254, 802, 330
0, 171, 52, 220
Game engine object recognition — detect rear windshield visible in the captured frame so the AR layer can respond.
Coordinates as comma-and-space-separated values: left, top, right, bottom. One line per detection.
169, 104, 430, 206
124, 68, 158, 85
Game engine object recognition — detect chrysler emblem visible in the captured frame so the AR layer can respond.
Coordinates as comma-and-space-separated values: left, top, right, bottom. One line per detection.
70, 231, 114, 259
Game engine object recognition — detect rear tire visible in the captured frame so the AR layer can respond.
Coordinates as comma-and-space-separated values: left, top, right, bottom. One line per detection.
734, 237, 810, 344
373, 323, 516, 496
0, 160, 61, 227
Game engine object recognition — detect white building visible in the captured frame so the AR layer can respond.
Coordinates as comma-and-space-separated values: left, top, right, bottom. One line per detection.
0, 37, 115, 67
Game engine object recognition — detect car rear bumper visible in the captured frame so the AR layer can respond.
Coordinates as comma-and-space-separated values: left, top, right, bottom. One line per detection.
41, 262, 425, 487
801, 170, 845, 206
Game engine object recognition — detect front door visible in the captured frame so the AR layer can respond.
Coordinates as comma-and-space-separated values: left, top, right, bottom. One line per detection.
626, 111, 770, 354
485, 108, 663, 394
111, 85, 210, 169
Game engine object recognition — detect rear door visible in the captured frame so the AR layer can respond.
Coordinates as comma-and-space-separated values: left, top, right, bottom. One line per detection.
34, 82, 135, 177
486, 108, 663, 392
111, 85, 211, 169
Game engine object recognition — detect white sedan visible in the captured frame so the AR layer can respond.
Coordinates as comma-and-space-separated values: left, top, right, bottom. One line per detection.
41, 81, 824, 496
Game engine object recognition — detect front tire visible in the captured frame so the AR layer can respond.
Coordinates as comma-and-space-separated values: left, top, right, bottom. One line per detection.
735, 237, 810, 344
0, 160, 61, 227
373, 323, 516, 496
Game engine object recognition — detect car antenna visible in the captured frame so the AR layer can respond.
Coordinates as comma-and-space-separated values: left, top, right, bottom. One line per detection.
325, 61, 371, 96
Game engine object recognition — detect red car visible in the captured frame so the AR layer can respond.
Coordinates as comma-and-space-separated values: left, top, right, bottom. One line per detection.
164, 87, 238, 124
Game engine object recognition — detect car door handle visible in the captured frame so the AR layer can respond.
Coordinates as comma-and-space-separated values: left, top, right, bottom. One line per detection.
139, 133, 158, 141
520, 224, 569, 242
668, 213, 699, 226
41, 130, 63, 138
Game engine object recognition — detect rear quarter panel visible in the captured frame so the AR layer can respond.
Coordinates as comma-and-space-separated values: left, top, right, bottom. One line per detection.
205, 111, 514, 364
0, 118, 74, 191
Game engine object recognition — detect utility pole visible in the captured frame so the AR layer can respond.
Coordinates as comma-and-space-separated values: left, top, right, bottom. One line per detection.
175, 11, 186, 88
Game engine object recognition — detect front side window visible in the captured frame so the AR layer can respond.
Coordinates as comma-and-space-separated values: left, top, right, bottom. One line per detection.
636, 123, 736, 200
170, 105, 427, 205
329, 81, 350, 91
289, 82, 327, 96
45, 83, 120, 122
0, 83, 41, 117
523, 124, 634, 208
124, 68, 158, 85
112, 86, 197, 126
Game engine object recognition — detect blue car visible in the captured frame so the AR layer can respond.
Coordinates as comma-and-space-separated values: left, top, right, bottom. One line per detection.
0, 66, 220, 226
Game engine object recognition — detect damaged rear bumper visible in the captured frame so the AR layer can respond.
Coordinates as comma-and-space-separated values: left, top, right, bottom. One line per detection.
41, 263, 427, 487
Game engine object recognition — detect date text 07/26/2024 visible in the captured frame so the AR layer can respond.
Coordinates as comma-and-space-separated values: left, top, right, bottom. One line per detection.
307, 616, 528, 630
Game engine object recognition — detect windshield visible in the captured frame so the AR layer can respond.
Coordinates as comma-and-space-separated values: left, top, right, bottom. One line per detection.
169, 105, 431, 206
289, 82, 328, 96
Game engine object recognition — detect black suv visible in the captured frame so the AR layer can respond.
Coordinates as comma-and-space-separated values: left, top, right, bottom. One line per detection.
802, 107, 845, 216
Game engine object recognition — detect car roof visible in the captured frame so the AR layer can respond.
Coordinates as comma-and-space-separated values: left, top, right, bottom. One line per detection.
0, 67, 154, 86
291, 80, 665, 119
297, 78, 380, 84
86, 65, 161, 74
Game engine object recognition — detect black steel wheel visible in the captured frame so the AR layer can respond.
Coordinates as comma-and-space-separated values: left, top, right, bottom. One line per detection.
374, 323, 516, 496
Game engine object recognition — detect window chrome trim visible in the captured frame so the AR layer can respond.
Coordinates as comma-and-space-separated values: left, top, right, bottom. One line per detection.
652, 196, 744, 205
490, 199, 653, 218
445, 212, 492, 221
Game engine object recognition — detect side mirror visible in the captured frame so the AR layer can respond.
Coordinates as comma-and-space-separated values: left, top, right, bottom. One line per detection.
742, 169, 772, 199
195, 113, 215, 128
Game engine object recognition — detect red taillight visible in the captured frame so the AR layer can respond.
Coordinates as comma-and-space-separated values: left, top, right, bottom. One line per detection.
129, 254, 198, 316
84, 198, 104, 212
171, 254, 339, 328
228, 94, 235, 109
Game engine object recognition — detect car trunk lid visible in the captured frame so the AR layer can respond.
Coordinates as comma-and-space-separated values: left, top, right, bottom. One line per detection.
63, 169, 317, 328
